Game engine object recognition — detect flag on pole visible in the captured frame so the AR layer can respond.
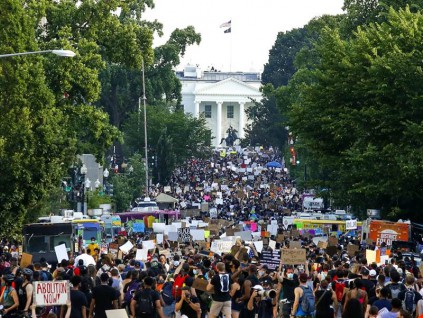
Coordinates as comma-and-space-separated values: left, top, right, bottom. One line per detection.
220, 20, 231, 28
224, 27, 231, 34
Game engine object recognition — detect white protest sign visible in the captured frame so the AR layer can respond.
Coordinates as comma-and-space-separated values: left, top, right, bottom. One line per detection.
210, 240, 233, 255
135, 249, 148, 261
269, 240, 276, 250
119, 241, 134, 254
209, 208, 218, 218
346, 219, 357, 230
54, 244, 68, 262
142, 240, 155, 250
190, 229, 205, 241
34, 281, 69, 306
254, 241, 264, 253
153, 223, 166, 233
156, 234, 164, 244
215, 198, 223, 205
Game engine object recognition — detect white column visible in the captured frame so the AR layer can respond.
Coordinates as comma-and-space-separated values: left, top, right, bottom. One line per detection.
216, 102, 222, 146
194, 101, 200, 118
238, 102, 245, 138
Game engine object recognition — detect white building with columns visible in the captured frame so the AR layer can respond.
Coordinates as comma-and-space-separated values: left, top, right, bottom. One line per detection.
176, 66, 262, 147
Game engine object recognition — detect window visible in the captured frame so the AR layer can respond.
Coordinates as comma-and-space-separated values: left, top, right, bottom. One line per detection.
227, 105, 234, 118
204, 105, 212, 118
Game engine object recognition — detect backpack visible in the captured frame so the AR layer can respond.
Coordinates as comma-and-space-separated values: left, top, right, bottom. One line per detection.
172, 274, 188, 299
219, 274, 230, 293
335, 280, 345, 302
124, 280, 141, 304
161, 282, 175, 306
300, 286, 315, 314
389, 283, 402, 299
41, 270, 53, 281
135, 290, 154, 316
402, 288, 415, 313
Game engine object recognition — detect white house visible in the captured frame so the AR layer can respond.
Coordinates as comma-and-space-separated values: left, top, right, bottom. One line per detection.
176, 66, 262, 147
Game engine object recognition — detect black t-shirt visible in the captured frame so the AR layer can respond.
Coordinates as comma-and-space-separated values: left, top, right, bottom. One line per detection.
211, 273, 232, 302
179, 295, 199, 318
133, 288, 160, 318
70, 290, 88, 318
361, 279, 376, 298
282, 276, 298, 302
92, 284, 118, 318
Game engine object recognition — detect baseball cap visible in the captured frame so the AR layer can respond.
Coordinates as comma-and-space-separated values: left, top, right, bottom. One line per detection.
369, 269, 377, 277
252, 285, 263, 291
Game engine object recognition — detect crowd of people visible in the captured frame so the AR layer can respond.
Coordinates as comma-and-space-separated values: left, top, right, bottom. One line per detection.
0, 147, 422, 318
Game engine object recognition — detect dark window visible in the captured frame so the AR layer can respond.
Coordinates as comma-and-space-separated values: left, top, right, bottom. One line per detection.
204, 105, 212, 118
227, 105, 234, 118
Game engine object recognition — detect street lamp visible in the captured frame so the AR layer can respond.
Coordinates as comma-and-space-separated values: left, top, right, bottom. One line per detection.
0, 49, 76, 58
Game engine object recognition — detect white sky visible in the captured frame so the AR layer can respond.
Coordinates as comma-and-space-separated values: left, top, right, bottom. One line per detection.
143, 0, 345, 72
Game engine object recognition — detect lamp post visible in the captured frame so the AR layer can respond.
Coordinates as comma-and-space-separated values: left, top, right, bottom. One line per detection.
103, 168, 109, 195
0, 49, 76, 58
80, 164, 87, 213
84, 178, 91, 214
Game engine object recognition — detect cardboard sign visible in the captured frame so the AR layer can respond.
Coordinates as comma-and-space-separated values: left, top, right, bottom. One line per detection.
328, 236, 338, 247
281, 249, 306, 265
210, 240, 233, 255
276, 234, 285, 243
347, 244, 359, 257
289, 241, 302, 249
317, 241, 328, 249
20, 253, 32, 268
34, 281, 70, 306
192, 278, 213, 294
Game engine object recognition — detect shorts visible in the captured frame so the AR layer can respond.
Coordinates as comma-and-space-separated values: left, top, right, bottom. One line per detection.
163, 302, 175, 317
209, 300, 231, 317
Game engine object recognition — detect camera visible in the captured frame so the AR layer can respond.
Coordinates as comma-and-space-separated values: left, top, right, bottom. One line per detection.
257, 289, 277, 299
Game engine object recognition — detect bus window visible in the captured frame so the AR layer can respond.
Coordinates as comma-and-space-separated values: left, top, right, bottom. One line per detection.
331, 224, 338, 232
50, 235, 71, 251
27, 236, 48, 253
82, 227, 99, 241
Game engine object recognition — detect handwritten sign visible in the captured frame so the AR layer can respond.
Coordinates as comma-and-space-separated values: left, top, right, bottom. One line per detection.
210, 240, 233, 255
347, 244, 359, 257
328, 236, 338, 246
281, 249, 306, 265
34, 281, 70, 306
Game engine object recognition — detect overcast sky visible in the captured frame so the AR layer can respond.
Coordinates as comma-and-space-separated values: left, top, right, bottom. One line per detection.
143, 0, 345, 72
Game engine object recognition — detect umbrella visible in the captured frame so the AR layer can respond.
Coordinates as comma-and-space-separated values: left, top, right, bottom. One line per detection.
266, 161, 282, 168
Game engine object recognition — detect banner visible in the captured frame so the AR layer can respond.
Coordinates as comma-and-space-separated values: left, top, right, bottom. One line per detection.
34, 281, 70, 306
346, 220, 357, 230
281, 249, 306, 265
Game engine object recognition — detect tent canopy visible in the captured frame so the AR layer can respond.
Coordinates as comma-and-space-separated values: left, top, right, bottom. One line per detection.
155, 193, 178, 203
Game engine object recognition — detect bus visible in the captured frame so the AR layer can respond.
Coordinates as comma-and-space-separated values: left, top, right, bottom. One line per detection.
293, 219, 362, 236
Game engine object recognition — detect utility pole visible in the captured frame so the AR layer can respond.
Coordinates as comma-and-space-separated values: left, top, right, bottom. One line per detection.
142, 59, 149, 197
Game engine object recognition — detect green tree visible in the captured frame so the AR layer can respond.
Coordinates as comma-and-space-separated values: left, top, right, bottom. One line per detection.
285, 7, 423, 219
122, 106, 212, 184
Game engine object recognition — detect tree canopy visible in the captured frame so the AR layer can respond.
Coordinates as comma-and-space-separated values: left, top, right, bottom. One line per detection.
283, 7, 423, 219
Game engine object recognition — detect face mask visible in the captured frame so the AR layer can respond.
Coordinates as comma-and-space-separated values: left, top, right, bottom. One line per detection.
287, 273, 294, 280
91, 240, 95, 243
193, 270, 198, 275
173, 261, 180, 267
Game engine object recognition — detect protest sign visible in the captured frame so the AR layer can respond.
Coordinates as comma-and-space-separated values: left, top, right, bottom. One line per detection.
34, 281, 70, 306
142, 240, 155, 250
152, 223, 165, 233
234, 231, 252, 241
260, 250, 281, 270
156, 234, 163, 244
209, 208, 218, 218
317, 241, 328, 249
119, 241, 134, 254
289, 241, 302, 249
253, 241, 263, 253
210, 240, 233, 255
54, 244, 68, 262
135, 249, 148, 261
178, 228, 191, 243
281, 249, 306, 265
192, 278, 214, 294
346, 219, 357, 230
201, 203, 209, 212
328, 236, 338, 246
132, 222, 145, 233
190, 229, 205, 241
347, 244, 359, 257
106, 309, 128, 318
20, 253, 33, 268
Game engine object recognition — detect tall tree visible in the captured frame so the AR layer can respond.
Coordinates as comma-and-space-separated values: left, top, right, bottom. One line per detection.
285, 7, 423, 219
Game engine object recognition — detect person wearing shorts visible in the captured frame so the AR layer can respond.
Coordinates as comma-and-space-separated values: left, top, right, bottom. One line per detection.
207, 262, 232, 318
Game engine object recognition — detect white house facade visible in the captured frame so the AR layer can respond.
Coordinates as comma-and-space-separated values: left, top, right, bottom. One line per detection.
176, 66, 262, 147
